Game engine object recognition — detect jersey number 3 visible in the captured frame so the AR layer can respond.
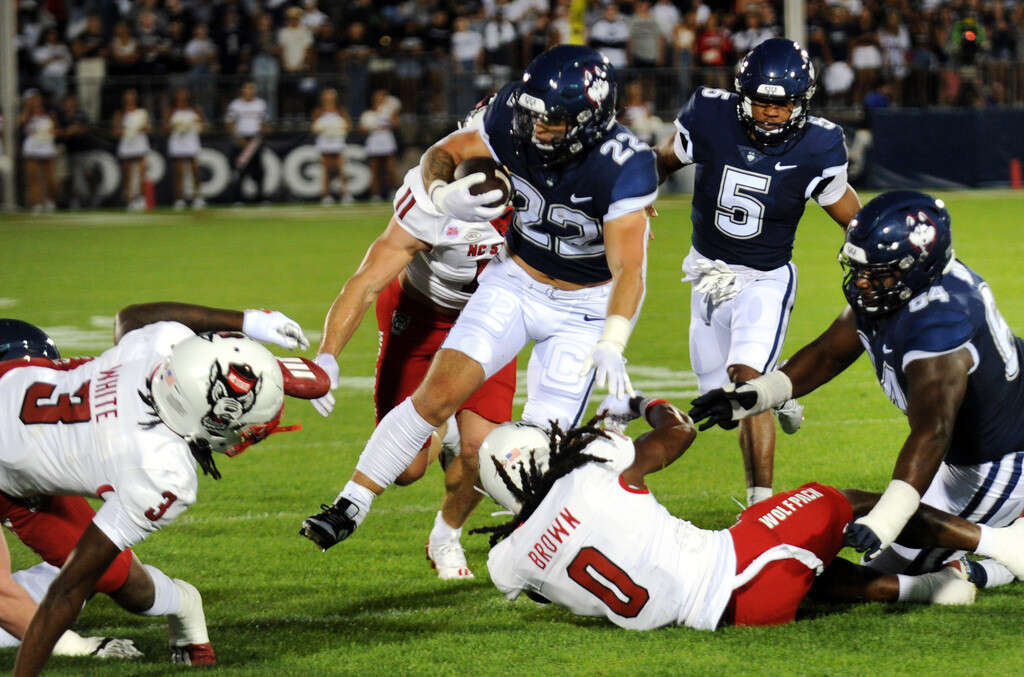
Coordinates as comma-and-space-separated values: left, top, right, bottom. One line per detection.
567, 546, 650, 618
19, 381, 91, 424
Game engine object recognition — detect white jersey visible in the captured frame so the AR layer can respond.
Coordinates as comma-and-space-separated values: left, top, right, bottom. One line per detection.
392, 166, 507, 312
22, 114, 57, 159
168, 108, 201, 158
313, 111, 348, 154
226, 97, 267, 138
0, 322, 199, 551
117, 108, 150, 158
487, 432, 737, 630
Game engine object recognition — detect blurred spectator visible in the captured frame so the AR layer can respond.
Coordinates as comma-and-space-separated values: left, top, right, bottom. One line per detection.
278, 6, 314, 119
423, 10, 453, 115
165, 88, 205, 210
672, 10, 698, 105
696, 12, 733, 90
621, 80, 662, 146
216, 8, 250, 76
850, 9, 882, 105
71, 14, 106, 122
131, 0, 168, 34
732, 10, 776, 56
312, 88, 352, 205
20, 90, 59, 213
136, 11, 170, 76
312, 21, 342, 76
33, 28, 72, 102
166, 0, 195, 38
395, 19, 426, 115
484, 3, 518, 84
360, 88, 400, 202
109, 20, 141, 77
651, 0, 682, 43
251, 13, 282, 121
521, 11, 555, 67
590, 2, 629, 69
340, 22, 373, 119
301, 0, 329, 31
185, 24, 219, 120
878, 10, 911, 99
113, 89, 151, 211
629, 2, 664, 68
226, 81, 270, 204
164, 20, 192, 92
821, 4, 856, 106
452, 15, 485, 117
57, 94, 94, 209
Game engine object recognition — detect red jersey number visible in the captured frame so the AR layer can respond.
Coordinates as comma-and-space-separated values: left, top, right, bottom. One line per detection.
144, 492, 178, 521
19, 381, 91, 424
567, 546, 650, 618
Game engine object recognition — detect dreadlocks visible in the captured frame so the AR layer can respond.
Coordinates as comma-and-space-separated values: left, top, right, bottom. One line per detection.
470, 414, 610, 547
138, 377, 222, 480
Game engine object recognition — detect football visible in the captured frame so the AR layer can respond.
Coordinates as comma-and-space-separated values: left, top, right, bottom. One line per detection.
277, 357, 332, 399
453, 157, 512, 209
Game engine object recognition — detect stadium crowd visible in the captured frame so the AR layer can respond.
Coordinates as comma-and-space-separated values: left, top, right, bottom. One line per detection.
6, 0, 1024, 208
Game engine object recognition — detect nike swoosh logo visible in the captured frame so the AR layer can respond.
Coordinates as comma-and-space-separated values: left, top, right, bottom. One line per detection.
774, 162, 797, 171
583, 314, 604, 322
570, 194, 592, 203
882, 345, 893, 354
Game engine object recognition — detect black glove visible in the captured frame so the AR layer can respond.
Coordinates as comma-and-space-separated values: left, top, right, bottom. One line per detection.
843, 521, 883, 559
688, 384, 758, 431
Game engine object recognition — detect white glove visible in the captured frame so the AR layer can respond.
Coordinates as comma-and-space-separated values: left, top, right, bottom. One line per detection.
311, 353, 339, 417
428, 173, 508, 222
242, 309, 310, 351
597, 392, 642, 433
580, 315, 635, 399
844, 479, 921, 560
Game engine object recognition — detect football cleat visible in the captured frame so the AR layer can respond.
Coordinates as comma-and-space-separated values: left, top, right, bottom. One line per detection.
91, 637, 144, 659
426, 538, 475, 580
167, 579, 212, 657
774, 398, 804, 435
987, 515, 1024, 580
171, 643, 217, 666
300, 498, 360, 551
914, 565, 976, 605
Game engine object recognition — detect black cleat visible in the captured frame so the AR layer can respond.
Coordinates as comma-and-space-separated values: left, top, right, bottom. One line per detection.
299, 498, 360, 551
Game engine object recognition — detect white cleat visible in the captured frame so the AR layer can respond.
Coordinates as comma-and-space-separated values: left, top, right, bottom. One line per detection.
173, 199, 186, 211
775, 398, 804, 434
426, 538, 474, 580
91, 637, 145, 659
192, 197, 206, 210
988, 516, 1024, 580
167, 579, 216, 665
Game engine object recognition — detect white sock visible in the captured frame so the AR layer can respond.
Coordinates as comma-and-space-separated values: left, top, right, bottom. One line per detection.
978, 558, 1015, 587
974, 523, 997, 557
355, 398, 437, 489
141, 564, 182, 616
748, 486, 773, 506
897, 569, 975, 604
429, 510, 461, 544
338, 481, 376, 528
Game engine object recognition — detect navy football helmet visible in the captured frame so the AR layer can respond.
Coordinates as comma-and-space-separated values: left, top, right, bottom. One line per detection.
840, 191, 954, 316
0, 319, 60, 361
735, 38, 816, 146
512, 45, 617, 166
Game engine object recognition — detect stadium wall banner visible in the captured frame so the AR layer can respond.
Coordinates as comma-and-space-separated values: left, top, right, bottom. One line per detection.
868, 108, 1024, 189
67, 134, 375, 205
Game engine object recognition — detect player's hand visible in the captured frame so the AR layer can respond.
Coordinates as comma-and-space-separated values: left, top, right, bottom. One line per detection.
429, 174, 508, 222
582, 341, 634, 399
597, 392, 645, 432
311, 353, 339, 417
687, 385, 751, 431
242, 309, 310, 351
843, 519, 884, 560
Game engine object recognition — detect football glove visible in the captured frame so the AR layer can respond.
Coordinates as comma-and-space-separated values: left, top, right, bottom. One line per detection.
688, 371, 793, 431
580, 315, 635, 399
428, 174, 507, 222
597, 392, 644, 432
310, 353, 339, 417
844, 479, 921, 560
242, 309, 310, 351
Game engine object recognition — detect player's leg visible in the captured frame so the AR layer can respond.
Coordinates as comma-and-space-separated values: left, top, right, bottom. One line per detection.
188, 158, 204, 208
42, 158, 57, 209
172, 158, 185, 207
724, 266, 797, 505
302, 266, 529, 550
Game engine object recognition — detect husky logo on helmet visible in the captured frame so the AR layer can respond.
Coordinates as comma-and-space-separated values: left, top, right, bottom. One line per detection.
907, 212, 937, 251
201, 361, 262, 436
584, 66, 610, 107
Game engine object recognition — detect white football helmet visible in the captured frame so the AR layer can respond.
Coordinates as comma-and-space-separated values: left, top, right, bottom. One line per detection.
150, 332, 285, 456
477, 421, 551, 513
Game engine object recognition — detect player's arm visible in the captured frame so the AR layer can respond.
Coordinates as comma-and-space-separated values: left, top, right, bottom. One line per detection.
0, 535, 37, 640
689, 307, 864, 430
620, 398, 697, 487
653, 131, 687, 185
114, 302, 308, 351
13, 523, 120, 676
823, 185, 861, 230
845, 349, 973, 557
420, 129, 505, 221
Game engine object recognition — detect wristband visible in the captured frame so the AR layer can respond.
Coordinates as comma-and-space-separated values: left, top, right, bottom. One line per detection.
859, 479, 921, 547
599, 314, 633, 351
640, 398, 668, 426
427, 179, 447, 205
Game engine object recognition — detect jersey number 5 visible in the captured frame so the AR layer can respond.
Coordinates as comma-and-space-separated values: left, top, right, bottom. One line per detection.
19, 381, 91, 424
567, 546, 650, 618
716, 166, 770, 239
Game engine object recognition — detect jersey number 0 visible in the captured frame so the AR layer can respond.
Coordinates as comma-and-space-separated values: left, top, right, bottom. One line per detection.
567, 546, 650, 618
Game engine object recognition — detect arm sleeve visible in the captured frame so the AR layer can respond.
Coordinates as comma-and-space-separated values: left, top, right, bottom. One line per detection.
808, 126, 850, 206
898, 302, 978, 371
606, 149, 659, 222
671, 90, 702, 165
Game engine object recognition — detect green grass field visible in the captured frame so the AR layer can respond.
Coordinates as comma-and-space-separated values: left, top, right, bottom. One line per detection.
3, 193, 1024, 675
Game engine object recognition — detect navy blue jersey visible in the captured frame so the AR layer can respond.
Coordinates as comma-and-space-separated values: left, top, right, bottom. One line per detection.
482, 83, 659, 285
674, 87, 848, 271
854, 260, 1024, 465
